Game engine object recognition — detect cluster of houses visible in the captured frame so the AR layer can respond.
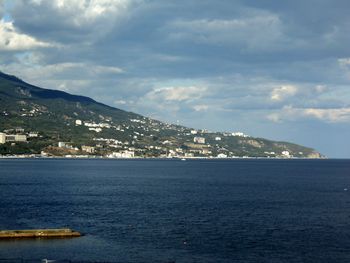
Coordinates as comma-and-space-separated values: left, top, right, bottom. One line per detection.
64, 119, 257, 158
57, 140, 135, 158
0, 115, 296, 158
0, 128, 39, 144
106, 151, 135, 158
58, 142, 96, 154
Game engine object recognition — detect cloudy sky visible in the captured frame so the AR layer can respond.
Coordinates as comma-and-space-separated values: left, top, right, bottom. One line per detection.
1, 0, 350, 157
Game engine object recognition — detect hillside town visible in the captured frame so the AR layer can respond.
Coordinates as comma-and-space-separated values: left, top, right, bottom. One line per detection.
0, 116, 311, 159
0, 69, 323, 159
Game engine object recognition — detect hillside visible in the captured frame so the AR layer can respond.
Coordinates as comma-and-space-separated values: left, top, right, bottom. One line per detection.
0, 71, 322, 158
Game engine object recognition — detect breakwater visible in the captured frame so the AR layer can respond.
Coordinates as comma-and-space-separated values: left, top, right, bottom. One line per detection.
0, 229, 81, 239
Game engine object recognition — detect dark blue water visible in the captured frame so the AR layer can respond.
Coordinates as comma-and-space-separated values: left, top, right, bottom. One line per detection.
0, 159, 350, 262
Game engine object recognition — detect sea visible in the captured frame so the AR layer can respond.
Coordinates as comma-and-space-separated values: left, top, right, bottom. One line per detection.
0, 158, 350, 263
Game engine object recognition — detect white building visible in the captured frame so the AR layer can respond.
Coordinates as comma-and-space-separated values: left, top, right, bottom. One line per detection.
15, 135, 27, 142
217, 153, 228, 158
0, 133, 6, 144
81, 146, 95, 154
215, 137, 222, 141
108, 150, 135, 158
5, 134, 27, 142
194, 136, 205, 144
75, 120, 82, 126
28, 132, 39, 138
232, 132, 249, 137
0, 133, 27, 143
100, 123, 111, 128
85, 122, 98, 127
190, 130, 198, 135
175, 148, 183, 153
58, 142, 66, 148
89, 127, 102, 132
282, 151, 290, 157
201, 148, 211, 155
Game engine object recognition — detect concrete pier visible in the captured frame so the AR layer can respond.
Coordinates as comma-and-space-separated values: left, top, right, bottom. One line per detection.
0, 228, 81, 239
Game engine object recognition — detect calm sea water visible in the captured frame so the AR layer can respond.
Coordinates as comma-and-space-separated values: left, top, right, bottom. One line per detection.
0, 159, 350, 262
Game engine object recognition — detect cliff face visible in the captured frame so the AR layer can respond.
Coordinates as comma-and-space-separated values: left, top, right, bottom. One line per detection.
307, 152, 323, 158
0, 71, 323, 158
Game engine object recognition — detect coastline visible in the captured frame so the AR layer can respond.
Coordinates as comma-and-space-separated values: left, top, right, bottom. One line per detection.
0, 154, 328, 160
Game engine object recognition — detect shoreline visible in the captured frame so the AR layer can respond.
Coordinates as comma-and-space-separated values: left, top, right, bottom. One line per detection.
0, 155, 329, 160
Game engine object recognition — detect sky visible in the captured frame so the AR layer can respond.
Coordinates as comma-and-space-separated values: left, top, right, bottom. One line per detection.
0, 0, 350, 158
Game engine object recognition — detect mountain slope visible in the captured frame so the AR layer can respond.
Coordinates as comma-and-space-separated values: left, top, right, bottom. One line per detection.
0, 71, 323, 158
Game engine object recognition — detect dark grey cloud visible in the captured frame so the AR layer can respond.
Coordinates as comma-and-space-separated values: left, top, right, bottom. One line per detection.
11, 0, 136, 43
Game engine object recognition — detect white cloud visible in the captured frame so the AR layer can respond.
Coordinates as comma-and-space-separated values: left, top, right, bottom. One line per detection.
93, 65, 124, 74
55, 79, 91, 93
303, 108, 350, 122
314, 85, 327, 93
266, 113, 282, 123
2, 61, 123, 78
146, 86, 207, 102
193, 104, 209, 112
270, 85, 298, 101
114, 99, 128, 105
48, 0, 130, 26
338, 57, 350, 80
152, 53, 189, 62
125, 85, 209, 118
338, 57, 350, 67
267, 106, 350, 123
0, 20, 53, 50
